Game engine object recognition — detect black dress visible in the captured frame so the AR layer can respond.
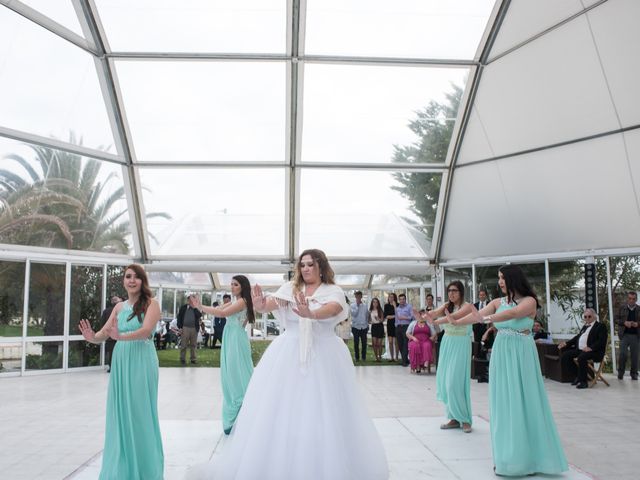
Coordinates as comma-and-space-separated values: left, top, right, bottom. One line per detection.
384, 303, 396, 337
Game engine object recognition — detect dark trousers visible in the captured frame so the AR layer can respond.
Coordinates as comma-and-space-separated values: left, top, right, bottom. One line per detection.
619, 333, 639, 377
105, 340, 116, 367
211, 327, 224, 348
352, 327, 369, 361
561, 348, 599, 383
396, 324, 409, 365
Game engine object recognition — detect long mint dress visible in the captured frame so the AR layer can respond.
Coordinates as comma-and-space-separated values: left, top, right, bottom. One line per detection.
221, 308, 254, 434
436, 317, 472, 425
100, 302, 164, 480
490, 299, 568, 476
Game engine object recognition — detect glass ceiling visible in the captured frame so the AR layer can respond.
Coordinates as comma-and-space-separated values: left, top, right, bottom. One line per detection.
5, 1, 634, 286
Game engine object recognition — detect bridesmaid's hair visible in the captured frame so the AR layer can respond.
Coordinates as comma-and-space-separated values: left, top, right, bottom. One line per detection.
386, 292, 397, 305
232, 275, 255, 324
124, 264, 153, 322
498, 264, 540, 308
369, 297, 384, 320
446, 280, 465, 313
292, 249, 335, 293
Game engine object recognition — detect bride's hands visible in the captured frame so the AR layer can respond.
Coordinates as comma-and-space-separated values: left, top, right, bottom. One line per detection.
252, 284, 266, 310
292, 291, 313, 319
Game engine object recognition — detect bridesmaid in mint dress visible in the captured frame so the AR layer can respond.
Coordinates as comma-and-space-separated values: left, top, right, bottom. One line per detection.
196, 275, 255, 434
450, 264, 567, 476
79, 264, 164, 480
427, 281, 474, 433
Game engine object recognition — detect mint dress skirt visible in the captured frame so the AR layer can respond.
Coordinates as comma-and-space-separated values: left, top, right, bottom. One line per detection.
436, 322, 472, 424
490, 299, 568, 476
100, 302, 164, 480
221, 309, 254, 434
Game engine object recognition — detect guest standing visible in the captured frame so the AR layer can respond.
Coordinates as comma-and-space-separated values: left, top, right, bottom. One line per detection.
427, 281, 473, 433
79, 264, 164, 479
450, 264, 567, 476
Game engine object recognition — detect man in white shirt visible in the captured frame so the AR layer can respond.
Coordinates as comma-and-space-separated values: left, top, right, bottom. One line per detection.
558, 308, 608, 389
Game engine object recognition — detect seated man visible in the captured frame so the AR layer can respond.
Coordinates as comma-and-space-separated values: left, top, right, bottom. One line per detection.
559, 308, 608, 389
533, 320, 553, 344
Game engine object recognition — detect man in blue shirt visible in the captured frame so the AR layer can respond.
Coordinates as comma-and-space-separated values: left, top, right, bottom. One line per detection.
395, 294, 414, 367
350, 291, 370, 362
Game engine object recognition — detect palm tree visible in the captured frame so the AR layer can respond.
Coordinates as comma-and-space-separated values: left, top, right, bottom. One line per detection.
0, 133, 169, 253
0, 134, 170, 340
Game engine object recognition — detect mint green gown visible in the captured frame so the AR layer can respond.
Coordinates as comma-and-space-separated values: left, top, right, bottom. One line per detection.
490, 299, 567, 476
436, 319, 472, 424
100, 302, 164, 480
221, 309, 254, 434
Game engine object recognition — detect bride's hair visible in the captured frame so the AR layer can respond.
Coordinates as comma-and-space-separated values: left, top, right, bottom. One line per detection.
292, 248, 335, 293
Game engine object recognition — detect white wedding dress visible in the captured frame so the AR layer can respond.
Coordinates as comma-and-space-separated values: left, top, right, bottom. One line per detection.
187, 282, 389, 480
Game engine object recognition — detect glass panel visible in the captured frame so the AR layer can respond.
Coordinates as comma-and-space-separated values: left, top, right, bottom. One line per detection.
148, 271, 212, 287
475, 264, 503, 301
0, 261, 25, 338
444, 267, 472, 303
175, 291, 188, 313
519, 263, 547, 325
0, 8, 116, 151
20, 0, 87, 39
28, 263, 66, 337
68, 340, 101, 368
306, 0, 495, 59
201, 292, 212, 307
25, 341, 63, 370
161, 289, 176, 319
95, 0, 285, 53
0, 138, 132, 253
301, 64, 467, 164
70, 265, 103, 334
407, 287, 421, 309
140, 168, 285, 256
602, 256, 640, 337
218, 273, 287, 288
299, 170, 441, 257
106, 265, 126, 301
549, 260, 585, 337
115, 61, 286, 163
335, 275, 367, 287
0, 341, 22, 373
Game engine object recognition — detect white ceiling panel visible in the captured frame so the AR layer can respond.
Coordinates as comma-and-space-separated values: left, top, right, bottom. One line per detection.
443, 133, 640, 260
489, 0, 587, 60
457, 105, 495, 164
464, 14, 619, 163
586, 0, 640, 128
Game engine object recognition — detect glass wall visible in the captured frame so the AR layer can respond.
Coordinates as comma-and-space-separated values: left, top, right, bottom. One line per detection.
25, 340, 63, 371
28, 263, 66, 337
0, 260, 25, 339
474, 264, 502, 301
547, 260, 585, 335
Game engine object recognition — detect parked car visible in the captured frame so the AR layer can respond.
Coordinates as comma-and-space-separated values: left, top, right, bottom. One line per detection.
267, 321, 280, 336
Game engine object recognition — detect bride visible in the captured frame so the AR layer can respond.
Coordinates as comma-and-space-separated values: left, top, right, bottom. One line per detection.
189, 249, 388, 480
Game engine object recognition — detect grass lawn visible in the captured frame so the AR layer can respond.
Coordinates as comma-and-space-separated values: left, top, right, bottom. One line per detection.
0, 325, 44, 337
157, 339, 400, 367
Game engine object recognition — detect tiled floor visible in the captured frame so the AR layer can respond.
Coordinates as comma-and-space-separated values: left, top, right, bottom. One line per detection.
1, 366, 638, 479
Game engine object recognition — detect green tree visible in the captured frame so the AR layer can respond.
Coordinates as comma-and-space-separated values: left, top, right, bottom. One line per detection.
391, 84, 463, 238
0, 135, 169, 340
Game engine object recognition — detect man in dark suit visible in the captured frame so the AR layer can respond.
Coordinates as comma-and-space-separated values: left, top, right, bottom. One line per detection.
559, 308, 608, 389
100, 295, 122, 372
211, 295, 230, 349
472, 289, 490, 343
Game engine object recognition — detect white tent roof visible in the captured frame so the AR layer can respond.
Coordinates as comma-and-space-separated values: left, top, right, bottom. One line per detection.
1, 0, 638, 279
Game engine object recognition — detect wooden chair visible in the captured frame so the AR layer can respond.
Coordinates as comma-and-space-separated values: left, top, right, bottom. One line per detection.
573, 355, 610, 388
